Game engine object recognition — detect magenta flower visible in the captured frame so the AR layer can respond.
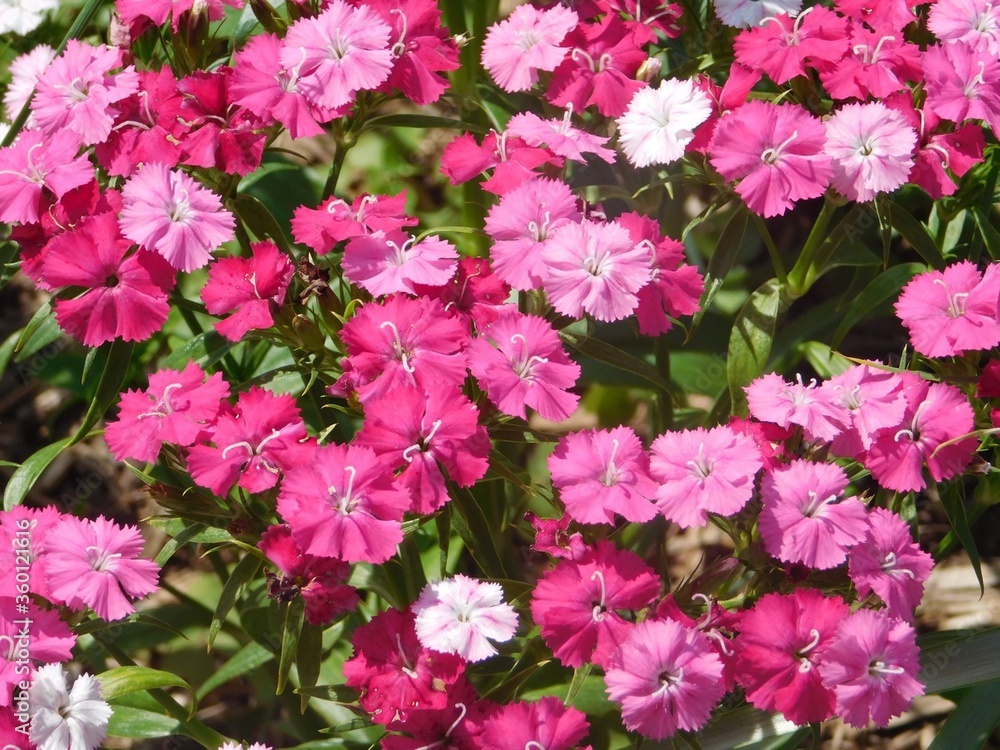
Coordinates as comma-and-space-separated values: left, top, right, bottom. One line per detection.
543, 219, 652, 322
650, 425, 764, 529
819, 609, 924, 728
0, 597, 74, 708
277, 442, 409, 564
824, 102, 917, 202
104, 361, 230, 463
412, 575, 518, 663
291, 192, 415, 255
848, 508, 934, 621
481, 4, 577, 92
605, 619, 725, 739
119, 163, 235, 272
531, 541, 660, 668
413, 257, 511, 332
928, 0, 1000, 53
710, 101, 832, 218
40, 212, 176, 347
759, 460, 869, 570
617, 78, 712, 167
549, 427, 658, 525
733, 8, 848, 85
0, 129, 92, 225
924, 41, 1000, 133
381, 682, 486, 749
835, 0, 915, 30
480, 696, 589, 750
484, 177, 582, 291
468, 312, 581, 422
734, 589, 849, 725
823, 365, 907, 458
282, 0, 393, 110
527, 513, 588, 561
41, 516, 160, 621
0, 506, 60, 600
440, 130, 563, 195
506, 110, 617, 164
745, 372, 848, 443
344, 230, 457, 296
202, 241, 295, 342
817, 25, 922, 101
117, 0, 243, 33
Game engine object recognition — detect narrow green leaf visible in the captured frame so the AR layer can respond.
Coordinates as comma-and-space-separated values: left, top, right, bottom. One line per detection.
560, 331, 670, 392
690, 207, 749, 335
161, 330, 234, 371
73, 339, 134, 443
297, 623, 324, 713
938, 484, 984, 595
13, 300, 56, 357
148, 518, 233, 547
362, 113, 489, 134
928, 679, 1000, 750
322, 718, 373, 735
436, 508, 451, 578
921, 628, 1000, 693
3, 436, 75, 510
106, 705, 185, 739
727, 278, 782, 414
0, 330, 20, 379
98, 667, 196, 712
831, 263, 925, 347
451, 487, 507, 579
565, 663, 592, 706
295, 684, 359, 704
277, 598, 306, 695
889, 201, 946, 269
233, 193, 293, 255
208, 554, 262, 650
972, 207, 1000, 260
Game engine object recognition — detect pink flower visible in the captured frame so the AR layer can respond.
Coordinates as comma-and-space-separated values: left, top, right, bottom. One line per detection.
531, 541, 660, 668
381, 682, 487, 749
291, 192, 415, 255
344, 230, 457, 296
734, 589, 848, 725
617, 78, 712, 167
650, 425, 764, 528
40, 212, 176, 347
468, 312, 581, 422
0, 506, 60, 600
924, 41, 1000, 133
0, 130, 92, 225
104, 361, 230, 463
823, 365, 907, 457
543, 219, 652, 322
277, 442, 409, 564
745, 372, 848, 442
480, 696, 589, 750
412, 257, 511, 332
31, 40, 138, 146
527, 513, 588, 560
41, 516, 160, 621
848, 508, 934, 621
3, 45, 56, 124
759, 460, 869, 570
894, 260, 1000, 357
817, 25, 922, 101
835, 0, 915, 30
282, 0, 393, 110
202, 241, 295, 341
928, 0, 1000, 54
484, 177, 582, 291
440, 130, 563, 195
710, 101, 832, 217
117, 0, 243, 32
186, 387, 307, 496
413, 575, 518, 662
604, 619, 725, 739
715, 0, 802, 27
819, 609, 924, 728
119, 163, 235, 272
506, 110, 617, 164
0, 597, 74, 708
733, 8, 848, 85
259, 524, 357, 626
549, 427, 658, 525
481, 4, 578, 92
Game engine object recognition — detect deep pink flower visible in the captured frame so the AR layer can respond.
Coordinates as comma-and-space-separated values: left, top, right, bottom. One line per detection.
745, 372, 848, 443
928, 0, 1000, 54
733, 8, 848, 85
0, 597, 74, 707
440, 130, 563, 195
0, 129, 92, 225
412, 257, 512, 332
116, 0, 243, 32
728, 415, 793, 471
819, 609, 924, 728
650, 425, 763, 528
895, 260, 1000, 357
759, 460, 869, 570
734, 589, 849, 725
848, 508, 934, 621
104, 361, 230, 463
688, 62, 761, 154
413, 575, 518, 662
482, 4, 578, 92
41, 516, 159, 621
259, 524, 358, 626
817, 24, 922, 101
531, 541, 660, 668
40, 212, 176, 347
0, 506, 60, 601
119, 163, 235, 272
381, 682, 488, 750
823, 365, 907, 458
835, 0, 916, 30
282, 0, 393, 110
980, 358, 1000, 398
825, 102, 917, 202
344, 230, 457, 296
186, 387, 307, 496
605, 619, 725, 739
549, 427, 658, 525
506, 110, 617, 164
527, 512, 588, 560
480, 696, 589, 750
202, 241, 295, 341
291, 192, 416, 255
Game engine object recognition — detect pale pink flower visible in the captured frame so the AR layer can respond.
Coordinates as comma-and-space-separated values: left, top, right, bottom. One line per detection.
929, 0, 1000, 53
824, 102, 917, 202
412, 575, 518, 662
281, 0, 393, 110
714, 0, 803, 27
924, 41, 1000, 133
482, 4, 578, 92
219, 744, 273, 750
119, 163, 236, 272
745, 372, 848, 442
823, 365, 907, 457
506, 110, 616, 164
617, 78, 712, 167
3, 45, 55, 123
0, 129, 92, 224
542, 219, 652, 322
343, 229, 457, 296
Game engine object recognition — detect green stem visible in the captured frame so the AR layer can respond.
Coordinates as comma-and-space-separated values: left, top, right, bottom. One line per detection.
654, 336, 673, 431
750, 214, 787, 286
787, 195, 838, 296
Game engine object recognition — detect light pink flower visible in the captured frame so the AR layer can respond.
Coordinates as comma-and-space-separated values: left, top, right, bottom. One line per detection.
823, 365, 907, 457
605, 619, 725, 739
0, 130, 92, 225
3, 45, 55, 124
824, 102, 917, 202
543, 219, 652, 322
0, 506, 60, 600
480, 696, 589, 750
0, 597, 74, 708
343, 229, 457, 296
745, 372, 848, 442
650, 425, 763, 528
413, 575, 518, 662
506, 110, 616, 164
119, 163, 235, 272
714, 0, 803, 27
923, 41, 1000, 133
928, 0, 1000, 54
617, 78, 711, 167
481, 4, 578, 92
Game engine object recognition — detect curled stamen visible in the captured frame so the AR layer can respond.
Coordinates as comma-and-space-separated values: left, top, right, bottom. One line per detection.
355, 193, 380, 222
590, 569, 607, 621
389, 8, 410, 57
525, 742, 547, 750
256, 428, 286, 453
329, 465, 358, 514
880, 552, 917, 578
221, 440, 255, 459
495, 130, 509, 162
799, 629, 822, 656
526, 210, 552, 241
571, 47, 598, 71
510, 333, 528, 346
965, 60, 988, 97
704, 628, 734, 656
558, 103, 575, 134
760, 129, 799, 164
692, 592, 714, 628
326, 197, 351, 215
395, 633, 419, 678
445, 703, 468, 737
599, 439, 621, 486
379, 320, 417, 374
932, 278, 969, 318
894, 427, 915, 443
924, 142, 951, 169
870, 660, 907, 676
685, 442, 712, 480
0, 635, 16, 660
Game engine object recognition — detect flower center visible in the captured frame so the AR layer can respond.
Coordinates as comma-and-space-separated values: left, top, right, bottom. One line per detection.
761, 129, 799, 165
329, 465, 358, 515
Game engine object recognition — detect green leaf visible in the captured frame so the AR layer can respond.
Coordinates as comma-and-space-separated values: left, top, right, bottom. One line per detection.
972, 207, 1000, 260
295, 684, 359, 704
106, 705, 185, 739
928, 679, 1000, 750
208, 554, 262, 650
277, 598, 306, 695
690, 206, 749, 335
233, 193, 293, 255
297, 623, 324, 713
831, 263, 925, 347
197, 642, 274, 700
938, 483, 984, 595
362, 113, 489, 134
727, 278, 782, 414
451, 487, 507, 579
565, 663, 592, 706
13, 300, 57, 359
921, 628, 1000, 693
98, 667, 196, 712
798, 341, 851, 379
72, 339, 134, 443
4, 435, 76, 510
560, 331, 670, 392
161, 330, 235, 371
888, 201, 945, 269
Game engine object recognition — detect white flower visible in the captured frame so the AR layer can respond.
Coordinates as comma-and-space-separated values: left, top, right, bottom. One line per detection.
412, 574, 518, 662
616, 79, 712, 168
29, 664, 112, 750
0, 0, 59, 36
219, 743, 274, 750
3, 45, 56, 123
714, 0, 803, 28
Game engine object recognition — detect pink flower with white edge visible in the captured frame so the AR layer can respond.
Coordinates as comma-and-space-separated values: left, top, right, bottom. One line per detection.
344, 229, 457, 296
759, 459, 869, 570
481, 4, 578, 92
745, 372, 848, 443
605, 619, 725, 739
413, 575, 518, 663
506, 110, 617, 164
929, 0, 1000, 54
617, 78, 712, 167
282, 0, 393, 110
41, 516, 160, 622
650, 425, 763, 529
0, 129, 92, 225
3, 45, 55, 124
119, 163, 235, 272
543, 219, 652, 322
824, 102, 917, 202
714, 0, 802, 27
819, 609, 924, 728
